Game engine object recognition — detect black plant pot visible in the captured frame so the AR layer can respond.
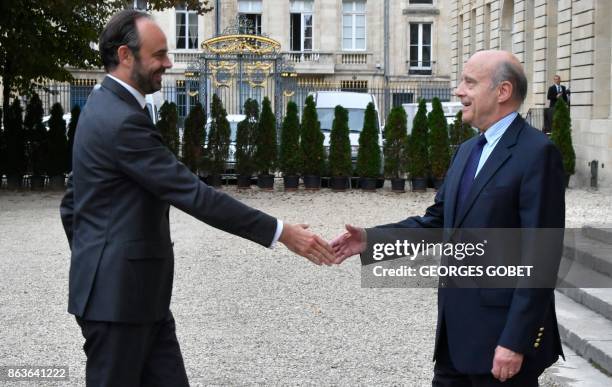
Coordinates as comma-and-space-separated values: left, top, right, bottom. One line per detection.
433, 177, 444, 190
207, 174, 223, 188
31, 175, 45, 191
565, 174, 571, 188
283, 175, 299, 191
257, 174, 274, 190
49, 175, 65, 190
237, 174, 252, 189
360, 177, 377, 191
303, 175, 321, 190
330, 176, 349, 191
411, 177, 428, 192
390, 178, 406, 192
7, 175, 22, 190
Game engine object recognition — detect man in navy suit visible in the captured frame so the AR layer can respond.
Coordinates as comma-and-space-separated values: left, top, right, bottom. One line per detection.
60, 10, 334, 387
331, 50, 565, 386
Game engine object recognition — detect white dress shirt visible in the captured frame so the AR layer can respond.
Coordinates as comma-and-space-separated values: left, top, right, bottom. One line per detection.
475, 112, 518, 177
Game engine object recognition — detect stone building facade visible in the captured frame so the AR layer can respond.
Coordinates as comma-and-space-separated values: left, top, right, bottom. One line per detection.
450, 0, 612, 188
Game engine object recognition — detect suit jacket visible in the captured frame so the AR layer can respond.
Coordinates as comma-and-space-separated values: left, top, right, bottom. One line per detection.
363, 115, 565, 374
60, 76, 277, 323
547, 84, 568, 108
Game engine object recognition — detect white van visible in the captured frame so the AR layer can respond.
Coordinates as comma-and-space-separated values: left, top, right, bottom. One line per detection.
402, 101, 463, 135
311, 91, 383, 165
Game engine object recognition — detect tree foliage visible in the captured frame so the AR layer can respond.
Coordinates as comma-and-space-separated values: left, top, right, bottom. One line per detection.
428, 97, 451, 178
300, 95, 325, 176
0, 0, 212, 126
67, 105, 81, 172
355, 103, 381, 178
182, 102, 205, 173
551, 99, 575, 175
329, 105, 352, 177
157, 101, 180, 156
254, 97, 277, 175
279, 100, 302, 176
207, 94, 231, 175
408, 99, 429, 178
46, 103, 69, 176
235, 98, 259, 176
383, 106, 408, 179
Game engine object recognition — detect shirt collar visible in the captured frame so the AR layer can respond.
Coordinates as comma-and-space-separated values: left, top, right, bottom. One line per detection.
483, 112, 518, 145
107, 74, 147, 109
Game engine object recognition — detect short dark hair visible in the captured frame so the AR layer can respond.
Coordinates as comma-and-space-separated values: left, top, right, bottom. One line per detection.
99, 10, 151, 72
491, 60, 528, 104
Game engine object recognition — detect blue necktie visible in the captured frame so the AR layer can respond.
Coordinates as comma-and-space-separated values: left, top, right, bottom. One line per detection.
456, 134, 487, 216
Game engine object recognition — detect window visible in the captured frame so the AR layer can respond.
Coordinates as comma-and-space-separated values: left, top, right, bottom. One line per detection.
342, 1, 366, 51
133, 0, 147, 10
290, 0, 314, 52
176, 80, 200, 118
176, 4, 198, 49
340, 80, 368, 93
70, 79, 96, 110
409, 0, 433, 4
238, 0, 262, 35
409, 23, 432, 74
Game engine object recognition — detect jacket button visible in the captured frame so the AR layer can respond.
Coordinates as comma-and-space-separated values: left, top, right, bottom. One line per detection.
534, 343, 540, 348
538, 332, 543, 337
539, 327, 545, 332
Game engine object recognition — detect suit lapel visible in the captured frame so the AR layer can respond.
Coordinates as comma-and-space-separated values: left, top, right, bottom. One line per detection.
453, 115, 523, 227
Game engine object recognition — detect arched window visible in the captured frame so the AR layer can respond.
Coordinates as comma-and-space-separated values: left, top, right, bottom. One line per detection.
500, 0, 514, 52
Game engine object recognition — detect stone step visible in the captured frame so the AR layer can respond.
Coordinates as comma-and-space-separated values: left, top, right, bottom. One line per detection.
582, 226, 612, 246
557, 257, 612, 321
563, 232, 612, 278
544, 344, 612, 386
555, 291, 612, 376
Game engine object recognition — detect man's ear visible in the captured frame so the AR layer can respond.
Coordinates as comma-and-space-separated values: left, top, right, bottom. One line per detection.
117, 45, 133, 67
497, 80, 513, 104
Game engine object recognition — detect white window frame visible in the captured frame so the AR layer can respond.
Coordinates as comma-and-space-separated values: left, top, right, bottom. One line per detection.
175, 5, 199, 50
409, 22, 432, 70
290, 0, 314, 52
238, 1, 263, 35
342, 0, 367, 51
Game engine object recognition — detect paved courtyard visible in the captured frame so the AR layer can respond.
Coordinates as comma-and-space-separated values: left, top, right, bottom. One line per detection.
1, 186, 611, 386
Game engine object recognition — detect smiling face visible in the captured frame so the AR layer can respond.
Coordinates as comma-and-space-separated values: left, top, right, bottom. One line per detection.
454, 54, 500, 131
129, 18, 172, 94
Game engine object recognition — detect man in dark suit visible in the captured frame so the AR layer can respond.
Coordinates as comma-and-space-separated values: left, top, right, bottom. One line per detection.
331, 50, 565, 386
547, 75, 569, 108
60, 10, 335, 387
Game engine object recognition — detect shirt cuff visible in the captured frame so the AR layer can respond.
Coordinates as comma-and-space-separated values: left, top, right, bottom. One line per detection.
269, 219, 284, 248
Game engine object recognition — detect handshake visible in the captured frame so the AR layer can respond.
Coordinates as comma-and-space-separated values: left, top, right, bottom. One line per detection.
279, 223, 367, 266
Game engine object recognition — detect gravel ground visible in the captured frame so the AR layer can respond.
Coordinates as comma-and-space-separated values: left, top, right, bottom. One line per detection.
1, 185, 611, 386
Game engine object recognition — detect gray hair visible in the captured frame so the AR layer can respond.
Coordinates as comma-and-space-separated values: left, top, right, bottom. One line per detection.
490, 60, 528, 104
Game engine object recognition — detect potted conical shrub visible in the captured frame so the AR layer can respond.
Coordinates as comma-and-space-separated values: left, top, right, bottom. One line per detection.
279, 101, 302, 191
328, 105, 352, 191
383, 106, 408, 192
46, 103, 69, 190
182, 102, 206, 178
207, 95, 231, 187
355, 102, 381, 191
408, 99, 429, 191
300, 95, 326, 190
157, 101, 180, 157
5, 99, 26, 190
550, 99, 575, 187
235, 99, 259, 189
25, 93, 48, 190
67, 105, 81, 173
428, 97, 451, 190
0, 108, 4, 187
254, 97, 277, 190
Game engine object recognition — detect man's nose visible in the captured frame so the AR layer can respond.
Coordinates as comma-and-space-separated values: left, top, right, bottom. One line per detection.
164, 56, 173, 69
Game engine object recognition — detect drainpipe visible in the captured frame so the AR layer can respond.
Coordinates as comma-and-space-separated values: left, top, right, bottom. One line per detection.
384, 0, 390, 119
215, 0, 220, 36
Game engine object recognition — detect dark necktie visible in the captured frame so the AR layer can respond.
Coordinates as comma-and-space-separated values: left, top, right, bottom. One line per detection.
143, 105, 152, 122
456, 134, 487, 216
